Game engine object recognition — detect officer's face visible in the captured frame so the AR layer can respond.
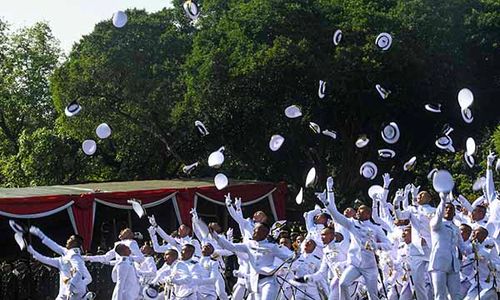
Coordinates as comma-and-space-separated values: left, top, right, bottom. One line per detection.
279, 238, 292, 250
460, 225, 472, 241
253, 211, 267, 223
252, 224, 269, 241
164, 252, 177, 265
141, 244, 153, 256
471, 228, 487, 243
66, 237, 79, 249
344, 208, 355, 218
471, 206, 486, 221
356, 207, 371, 221
417, 191, 431, 205
178, 225, 190, 238
444, 204, 455, 220
402, 227, 411, 244
320, 229, 334, 245
314, 214, 327, 225
201, 244, 214, 256
119, 228, 134, 240
304, 239, 316, 254
181, 246, 194, 260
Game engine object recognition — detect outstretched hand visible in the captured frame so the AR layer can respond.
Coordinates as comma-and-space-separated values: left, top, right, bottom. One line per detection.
487, 151, 496, 167
382, 173, 393, 189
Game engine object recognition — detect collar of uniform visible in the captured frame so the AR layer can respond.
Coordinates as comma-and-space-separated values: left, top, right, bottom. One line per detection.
118, 256, 131, 262
183, 258, 198, 264
67, 248, 81, 255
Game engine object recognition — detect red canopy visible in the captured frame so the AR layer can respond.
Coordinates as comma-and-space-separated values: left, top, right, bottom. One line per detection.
0, 179, 287, 250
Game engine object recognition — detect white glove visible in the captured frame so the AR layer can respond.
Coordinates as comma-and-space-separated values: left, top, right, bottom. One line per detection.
315, 190, 327, 204
190, 208, 198, 220
393, 189, 404, 208
224, 193, 232, 206
403, 183, 411, 197
382, 173, 393, 189
487, 151, 496, 168
326, 177, 334, 191
148, 215, 157, 227
411, 184, 420, 201
235, 197, 242, 209
29, 226, 45, 240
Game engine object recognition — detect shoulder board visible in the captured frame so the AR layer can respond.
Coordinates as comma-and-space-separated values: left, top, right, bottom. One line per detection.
313, 255, 321, 260
190, 260, 198, 264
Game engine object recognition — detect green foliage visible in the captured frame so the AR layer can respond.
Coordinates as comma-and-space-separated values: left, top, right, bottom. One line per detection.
0, 1, 498, 210
51, 9, 193, 182
177, 0, 500, 207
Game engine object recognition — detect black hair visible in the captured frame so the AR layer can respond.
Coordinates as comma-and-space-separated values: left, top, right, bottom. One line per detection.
115, 244, 129, 256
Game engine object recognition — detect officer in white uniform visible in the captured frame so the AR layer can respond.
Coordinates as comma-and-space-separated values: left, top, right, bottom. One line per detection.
214, 222, 294, 300
464, 227, 500, 300
190, 209, 230, 300
428, 192, 468, 300
29, 227, 92, 300
137, 243, 158, 285
165, 245, 196, 300
321, 177, 392, 300
83, 228, 144, 267
292, 238, 322, 300
195, 243, 220, 300
148, 216, 202, 260
304, 227, 347, 300
111, 244, 141, 300
398, 225, 432, 300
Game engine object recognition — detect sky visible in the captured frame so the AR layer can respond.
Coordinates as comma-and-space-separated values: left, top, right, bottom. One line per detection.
1, 0, 173, 53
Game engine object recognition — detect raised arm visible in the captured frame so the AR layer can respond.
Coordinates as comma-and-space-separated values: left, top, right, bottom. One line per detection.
430, 193, 446, 230
322, 177, 354, 231
83, 248, 116, 264
304, 207, 322, 232
457, 195, 474, 214
394, 191, 411, 220
155, 225, 181, 250
148, 226, 173, 253
30, 226, 66, 256
486, 152, 497, 201
191, 209, 210, 243
225, 193, 246, 225
371, 197, 393, 233
27, 245, 60, 269
212, 233, 248, 254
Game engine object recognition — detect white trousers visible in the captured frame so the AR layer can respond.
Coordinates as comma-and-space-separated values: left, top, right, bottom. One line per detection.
215, 273, 229, 300
410, 260, 430, 300
339, 265, 379, 300
466, 287, 499, 300
430, 270, 461, 300
253, 277, 279, 300
232, 282, 248, 300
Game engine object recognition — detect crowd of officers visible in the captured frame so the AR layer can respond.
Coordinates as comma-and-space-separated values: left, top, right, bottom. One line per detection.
7, 153, 500, 300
